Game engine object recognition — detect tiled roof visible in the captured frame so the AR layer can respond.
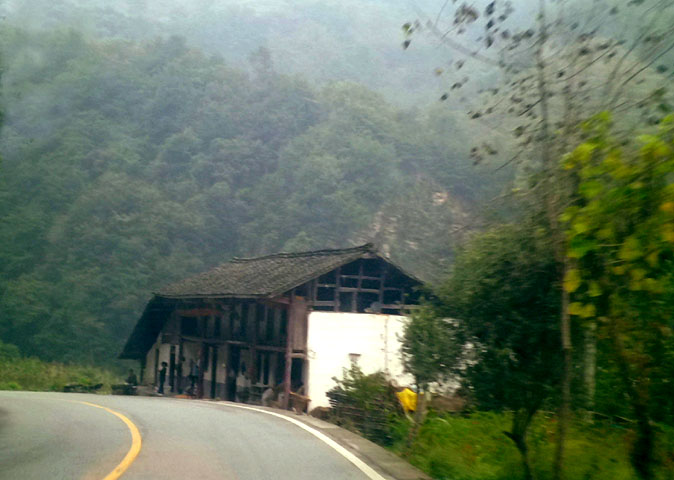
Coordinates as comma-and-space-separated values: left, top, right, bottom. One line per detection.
157, 244, 377, 298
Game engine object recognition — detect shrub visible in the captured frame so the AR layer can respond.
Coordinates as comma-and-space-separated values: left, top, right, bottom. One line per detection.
0, 381, 21, 390
326, 365, 404, 445
0, 340, 20, 360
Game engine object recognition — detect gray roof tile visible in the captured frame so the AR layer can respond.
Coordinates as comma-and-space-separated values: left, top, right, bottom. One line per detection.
157, 244, 376, 298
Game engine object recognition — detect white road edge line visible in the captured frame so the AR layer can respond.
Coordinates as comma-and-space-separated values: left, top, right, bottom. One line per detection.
203, 401, 388, 480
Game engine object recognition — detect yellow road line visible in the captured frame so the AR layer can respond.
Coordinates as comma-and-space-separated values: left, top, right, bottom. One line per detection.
76, 401, 142, 480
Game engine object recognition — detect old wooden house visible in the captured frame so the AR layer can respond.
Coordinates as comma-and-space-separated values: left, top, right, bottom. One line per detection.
119, 244, 421, 409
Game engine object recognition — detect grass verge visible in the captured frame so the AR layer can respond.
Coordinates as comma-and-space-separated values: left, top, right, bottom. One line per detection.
0, 356, 121, 394
389, 411, 674, 480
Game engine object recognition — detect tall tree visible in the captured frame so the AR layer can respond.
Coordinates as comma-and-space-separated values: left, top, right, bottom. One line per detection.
562, 113, 674, 479
402, 2, 674, 476
401, 306, 459, 449
434, 222, 562, 480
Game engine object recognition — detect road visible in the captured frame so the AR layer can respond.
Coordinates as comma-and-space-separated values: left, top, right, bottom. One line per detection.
0, 391, 373, 480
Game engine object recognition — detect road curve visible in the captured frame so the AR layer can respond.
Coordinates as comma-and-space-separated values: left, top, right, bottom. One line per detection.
0, 391, 371, 480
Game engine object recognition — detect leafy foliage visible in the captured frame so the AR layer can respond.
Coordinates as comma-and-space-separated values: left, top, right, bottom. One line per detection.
401, 306, 460, 389
437, 222, 562, 414
326, 365, 403, 445
416, 221, 562, 478
563, 113, 674, 478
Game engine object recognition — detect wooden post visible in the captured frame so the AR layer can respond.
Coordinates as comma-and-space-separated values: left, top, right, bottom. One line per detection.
334, 267, 341, 312
177, 341, 183, 393
139, 357, 146, 384
354, 261, 363, 312
283, 292, 294, 410
197, 342, 205, 399
251, 303, 258, 382
378, 264, 388, 309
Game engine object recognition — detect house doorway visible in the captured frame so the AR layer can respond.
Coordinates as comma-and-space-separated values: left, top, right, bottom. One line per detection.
154, 348, 159, 385
291, 358, 305, 392
210, 345, 218, 399
169, 345, 176, 392
227, 346, 241, 401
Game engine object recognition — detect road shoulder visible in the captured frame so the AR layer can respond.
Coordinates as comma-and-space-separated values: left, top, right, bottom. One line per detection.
204, 401, 431, 480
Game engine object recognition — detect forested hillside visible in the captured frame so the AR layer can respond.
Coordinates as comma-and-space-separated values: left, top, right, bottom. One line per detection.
0, 27, 507, 365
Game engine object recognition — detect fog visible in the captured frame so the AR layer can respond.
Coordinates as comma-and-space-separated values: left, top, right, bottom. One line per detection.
0, 0, 671, 372
1, 3, 674, 478
1, 0, 457, 106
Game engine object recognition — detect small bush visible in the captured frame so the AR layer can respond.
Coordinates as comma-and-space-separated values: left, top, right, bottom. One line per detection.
0, 341, 21, 360
326, 365, 404, 445
0, 381, 22, 390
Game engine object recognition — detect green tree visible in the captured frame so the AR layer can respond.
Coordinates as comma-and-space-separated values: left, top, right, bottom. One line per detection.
435, 222, 562, 480
401, 305, 459, 449
403, 2, 674, 475
563, 113, 674, 479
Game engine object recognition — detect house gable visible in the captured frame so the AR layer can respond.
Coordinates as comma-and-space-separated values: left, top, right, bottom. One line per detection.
119, 244, 421, 360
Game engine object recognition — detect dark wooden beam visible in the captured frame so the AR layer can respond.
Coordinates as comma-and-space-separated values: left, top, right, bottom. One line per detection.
378, 271, 386, 305
312, 300, 336, 307
338, 287, 381, 294
354, 262, 363, 312
334, 267, 341, 312
251, 303, 258, 380
255, 345, 286, 353
283, 291, 295, 410
177, 308, 221, 317
179, 334, 226, 345
339, 275, 381, 281
266, 297, 290, 306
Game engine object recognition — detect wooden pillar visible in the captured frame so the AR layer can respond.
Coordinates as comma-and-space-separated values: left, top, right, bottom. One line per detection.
282, 293, 294, 410
177, 341, 183, 393
197, 342, 205, 399
379, 264, 388, 308
139, 357, 146, 384
354, 261, 363, 312
334, 267, 341, 312
251, 302, 258, 382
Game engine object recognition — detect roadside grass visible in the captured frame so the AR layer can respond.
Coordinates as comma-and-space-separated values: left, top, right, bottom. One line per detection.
391, 411, 674, 480
0, 356, 121, 394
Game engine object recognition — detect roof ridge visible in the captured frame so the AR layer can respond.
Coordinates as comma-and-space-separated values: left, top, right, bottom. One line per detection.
230, 243, 375, 263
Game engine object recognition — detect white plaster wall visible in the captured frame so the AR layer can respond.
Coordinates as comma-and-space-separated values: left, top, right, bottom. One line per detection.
305, 312, 414, 409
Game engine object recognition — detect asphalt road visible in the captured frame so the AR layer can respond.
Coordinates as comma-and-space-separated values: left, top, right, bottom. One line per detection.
0, 391, 372, 480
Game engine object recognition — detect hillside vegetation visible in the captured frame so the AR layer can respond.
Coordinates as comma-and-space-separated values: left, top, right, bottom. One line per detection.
0, 341, 120, 392
0, 27, 508, 365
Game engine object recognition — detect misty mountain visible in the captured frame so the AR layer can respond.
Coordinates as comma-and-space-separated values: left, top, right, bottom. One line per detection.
0, 25, 508, 365
1, 0, 453, 106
